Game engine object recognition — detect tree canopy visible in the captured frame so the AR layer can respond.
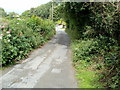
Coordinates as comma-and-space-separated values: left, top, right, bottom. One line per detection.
0, 7, 7, 17
22, 2, 52, 19
21, 2, 61, 21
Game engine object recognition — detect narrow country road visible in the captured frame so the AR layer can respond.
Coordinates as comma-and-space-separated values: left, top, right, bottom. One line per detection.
1, 25, 77, 88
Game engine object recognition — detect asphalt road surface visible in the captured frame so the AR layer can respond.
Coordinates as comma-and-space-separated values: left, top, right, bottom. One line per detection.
1, 25, 77, 88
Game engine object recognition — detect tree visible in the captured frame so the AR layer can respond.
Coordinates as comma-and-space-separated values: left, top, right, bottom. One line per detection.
7, 12, 19, 19
21, 2, 60, 20
22, 2, 52, 19
22, 10, 32, 17
0, 8, 7, 17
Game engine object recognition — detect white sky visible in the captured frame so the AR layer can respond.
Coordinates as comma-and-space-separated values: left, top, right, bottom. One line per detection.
0, 0, 52, 14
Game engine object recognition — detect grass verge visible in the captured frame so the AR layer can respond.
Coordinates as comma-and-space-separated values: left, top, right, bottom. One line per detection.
71, 40, 103, 88
74, 61, 103, 88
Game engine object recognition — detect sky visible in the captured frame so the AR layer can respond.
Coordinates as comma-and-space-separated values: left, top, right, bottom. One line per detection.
0, 0, 52, 14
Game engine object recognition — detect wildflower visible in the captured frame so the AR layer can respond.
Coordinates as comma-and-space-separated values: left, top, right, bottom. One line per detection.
0, 25, 5, 28
0, 34, 3, 40
17, 18, 21, 20
6, 31, 10, 34
7, 34, 11, 37
0, 34, 3, 36
8, 40, 10, 42
8, 29, 11, 33
0, 36, 2, 40
2, 26, 5, 28
17, 23, 19, 24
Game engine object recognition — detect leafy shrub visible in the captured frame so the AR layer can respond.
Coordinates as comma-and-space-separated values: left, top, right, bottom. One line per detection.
71, 37, 120, 88
95, 36, 120, 88
1, 17, 55, 66
71, 39, 98, 62
26, 16, 55, 40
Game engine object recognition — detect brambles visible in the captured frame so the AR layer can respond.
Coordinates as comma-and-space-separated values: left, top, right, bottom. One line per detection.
1, 16, 55, 66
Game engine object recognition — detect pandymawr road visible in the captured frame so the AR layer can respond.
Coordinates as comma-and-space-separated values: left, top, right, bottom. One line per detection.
1, 25, 77, 88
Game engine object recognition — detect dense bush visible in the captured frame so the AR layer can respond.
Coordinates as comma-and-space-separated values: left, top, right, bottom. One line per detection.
72, 39, 98, 62
1, 16, 55, 66
60, 2, 119, 88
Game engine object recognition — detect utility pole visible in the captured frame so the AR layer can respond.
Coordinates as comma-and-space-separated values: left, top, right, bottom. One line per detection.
51, 0, 53, 21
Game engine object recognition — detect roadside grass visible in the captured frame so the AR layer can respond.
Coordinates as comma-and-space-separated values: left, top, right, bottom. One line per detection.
71, 40, 103, 88
74, 61, 103, 88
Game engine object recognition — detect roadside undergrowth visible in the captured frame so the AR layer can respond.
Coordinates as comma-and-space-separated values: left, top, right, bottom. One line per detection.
71, 40, 103, 88
74, 61, 103, 88
60, 2, 119, 88
1, 16, 55, 67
